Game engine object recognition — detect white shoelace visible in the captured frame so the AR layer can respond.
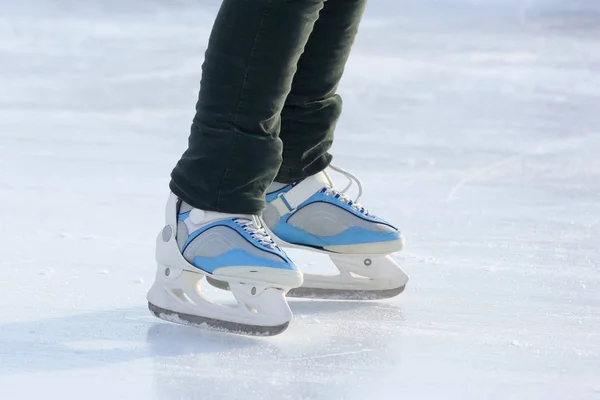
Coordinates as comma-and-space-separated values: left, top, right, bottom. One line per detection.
323, 164, 369, 215
234, 215, 278, 248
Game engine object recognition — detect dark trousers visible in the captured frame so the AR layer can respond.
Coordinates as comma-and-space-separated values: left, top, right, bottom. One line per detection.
170, 0, 367, 214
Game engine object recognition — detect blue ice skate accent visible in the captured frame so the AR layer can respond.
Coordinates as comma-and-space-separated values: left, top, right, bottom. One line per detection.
268, 188, 402, 248
273, 222, 400, 248
181, 218, 296, 274
193, 249, 292, 274
178, 211, 191, 221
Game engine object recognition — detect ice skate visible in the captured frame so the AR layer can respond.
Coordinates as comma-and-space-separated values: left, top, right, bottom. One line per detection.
264, 166, 408, 299
208, 165, 408, 300
146, 193, 303, 336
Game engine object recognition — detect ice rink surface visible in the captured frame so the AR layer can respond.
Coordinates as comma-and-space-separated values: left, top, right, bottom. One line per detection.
1, 0, 599, 399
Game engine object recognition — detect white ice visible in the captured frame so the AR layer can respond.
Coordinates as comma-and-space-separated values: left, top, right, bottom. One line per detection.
1, 0, 599, 399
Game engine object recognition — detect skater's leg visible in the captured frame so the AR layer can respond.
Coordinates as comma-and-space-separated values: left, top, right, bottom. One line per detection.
150, 1, 330, 335
170, 0, 324, 214
260, 0, 401, 255
275, 0, 367, 183
258, 1, 408, 299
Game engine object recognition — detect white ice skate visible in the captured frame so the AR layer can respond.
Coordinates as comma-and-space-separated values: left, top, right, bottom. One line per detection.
147, 193, 303, 336
208, 165, 408, 300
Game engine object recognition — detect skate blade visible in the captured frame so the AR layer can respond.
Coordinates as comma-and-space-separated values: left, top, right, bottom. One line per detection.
286, 285, 406, 300
148, 302, 289, 337
206, 276, 405, 301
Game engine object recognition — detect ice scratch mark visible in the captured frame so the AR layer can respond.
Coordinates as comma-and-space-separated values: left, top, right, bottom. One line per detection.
446, 154, 524, 202
446, 134, 600, 202
287, 348, 377, 361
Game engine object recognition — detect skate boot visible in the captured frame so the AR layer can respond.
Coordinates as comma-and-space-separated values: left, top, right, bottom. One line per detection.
262, 165, 408, 299
147, 193, 303, 336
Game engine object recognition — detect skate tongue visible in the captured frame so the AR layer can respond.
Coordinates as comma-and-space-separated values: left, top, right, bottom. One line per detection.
189, 209, 206, 224
310, 171, 332, 189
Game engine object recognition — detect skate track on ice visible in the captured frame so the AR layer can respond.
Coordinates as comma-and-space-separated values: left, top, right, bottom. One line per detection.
1, 0, 599, 399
